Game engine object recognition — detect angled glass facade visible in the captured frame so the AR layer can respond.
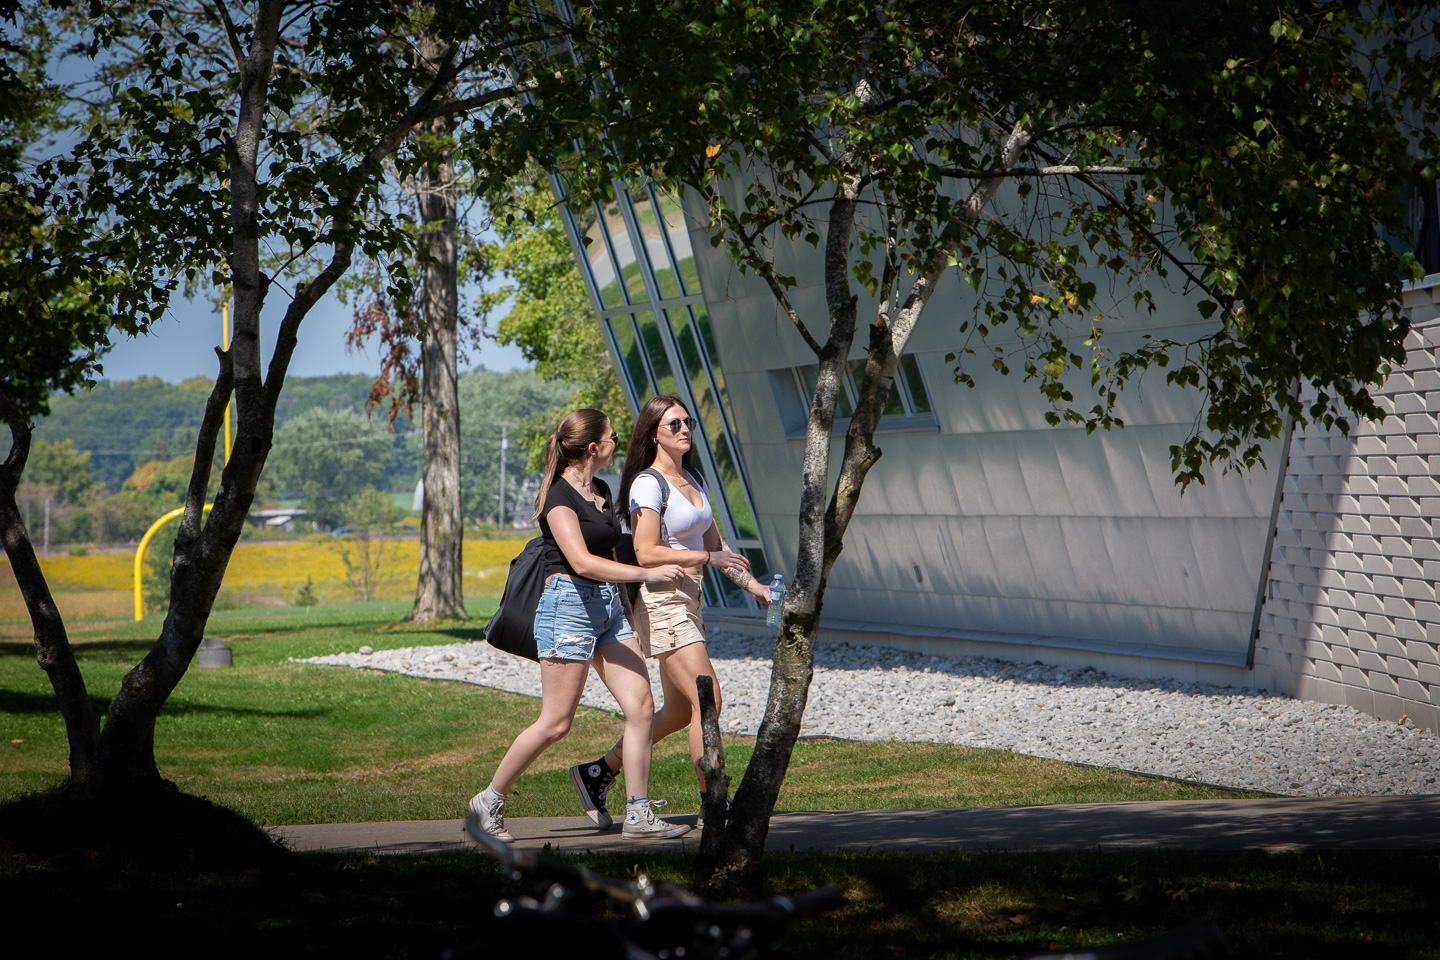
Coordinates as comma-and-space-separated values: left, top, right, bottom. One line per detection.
553, 174, 770, 613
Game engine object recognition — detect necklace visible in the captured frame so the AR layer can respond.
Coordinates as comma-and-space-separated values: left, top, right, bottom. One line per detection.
563, 471, 602, 506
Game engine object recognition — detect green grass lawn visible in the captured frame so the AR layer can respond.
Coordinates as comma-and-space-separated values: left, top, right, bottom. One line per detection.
1, 603, 1248, 825
2, 603, 1434, 959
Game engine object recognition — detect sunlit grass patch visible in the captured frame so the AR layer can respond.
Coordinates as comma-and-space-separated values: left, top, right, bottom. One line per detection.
1, 602, 1254, 826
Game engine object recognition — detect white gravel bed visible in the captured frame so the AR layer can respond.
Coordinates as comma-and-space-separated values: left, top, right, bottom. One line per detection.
296, 630, 1440, 798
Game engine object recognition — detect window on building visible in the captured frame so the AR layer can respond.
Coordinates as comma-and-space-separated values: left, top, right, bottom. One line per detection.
784, 355, 932, 433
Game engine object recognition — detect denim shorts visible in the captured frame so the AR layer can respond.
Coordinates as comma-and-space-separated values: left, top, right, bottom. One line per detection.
533, 574, 634, 661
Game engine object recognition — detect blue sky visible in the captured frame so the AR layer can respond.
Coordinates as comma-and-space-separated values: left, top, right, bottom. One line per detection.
100, 287, 530, 384
41, 36, 532, 385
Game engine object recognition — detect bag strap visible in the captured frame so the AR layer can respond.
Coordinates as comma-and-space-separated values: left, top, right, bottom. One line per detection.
639, 467, 670, 544
638, 464, 705, 547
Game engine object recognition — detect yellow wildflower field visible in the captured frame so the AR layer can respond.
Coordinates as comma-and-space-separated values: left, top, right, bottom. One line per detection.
0, 536, 527, 622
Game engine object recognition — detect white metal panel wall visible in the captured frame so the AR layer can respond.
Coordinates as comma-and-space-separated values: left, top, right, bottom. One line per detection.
684, 189, 1284, 668
1253, 284, 1440, 732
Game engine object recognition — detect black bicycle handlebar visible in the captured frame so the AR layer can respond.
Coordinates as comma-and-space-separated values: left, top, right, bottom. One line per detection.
458, 812, 842, 960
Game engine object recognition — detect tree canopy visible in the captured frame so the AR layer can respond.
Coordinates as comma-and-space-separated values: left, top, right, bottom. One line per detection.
3, 0, 583, 793
269, 408, 393, 529
473, 174, 634, 471
568, 0, 1439, 483
547, 0, 1440, 893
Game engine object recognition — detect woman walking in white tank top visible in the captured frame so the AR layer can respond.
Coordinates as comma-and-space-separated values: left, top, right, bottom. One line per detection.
567, 396, 770, 827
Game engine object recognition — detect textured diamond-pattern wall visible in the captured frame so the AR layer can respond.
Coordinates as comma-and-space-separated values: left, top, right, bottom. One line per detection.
1253, 290, 1440, 733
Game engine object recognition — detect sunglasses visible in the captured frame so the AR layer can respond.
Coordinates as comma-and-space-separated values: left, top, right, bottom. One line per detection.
662, 417, 695, 433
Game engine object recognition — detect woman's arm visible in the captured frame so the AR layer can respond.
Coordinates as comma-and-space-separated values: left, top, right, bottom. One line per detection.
633, 508, 750, 573
704, 523, 769, 601
548, 505, 683, 585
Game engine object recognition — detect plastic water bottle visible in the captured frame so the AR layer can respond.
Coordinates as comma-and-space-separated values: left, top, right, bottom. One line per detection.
765, 574, 785, 627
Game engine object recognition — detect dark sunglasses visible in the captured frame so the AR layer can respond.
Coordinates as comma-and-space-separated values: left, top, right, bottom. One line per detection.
662, 417, 695, 433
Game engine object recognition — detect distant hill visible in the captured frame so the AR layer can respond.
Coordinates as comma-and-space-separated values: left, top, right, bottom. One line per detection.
37, 374, 414, 491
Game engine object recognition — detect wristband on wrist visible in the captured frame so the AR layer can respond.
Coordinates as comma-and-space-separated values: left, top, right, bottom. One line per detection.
704, 550, 710, 566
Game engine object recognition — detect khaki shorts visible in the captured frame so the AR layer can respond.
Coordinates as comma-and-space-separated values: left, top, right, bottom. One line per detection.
633, 571, 706, 658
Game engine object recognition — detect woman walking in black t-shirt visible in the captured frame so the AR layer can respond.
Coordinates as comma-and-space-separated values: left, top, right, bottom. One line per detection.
470, 408, 691, 842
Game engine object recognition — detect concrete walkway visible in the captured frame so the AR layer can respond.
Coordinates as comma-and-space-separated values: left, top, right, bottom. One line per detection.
272, 794, 1440, 857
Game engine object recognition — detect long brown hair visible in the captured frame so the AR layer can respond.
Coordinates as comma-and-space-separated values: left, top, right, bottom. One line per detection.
618, 395, 697, 516
531, 408, 612, 519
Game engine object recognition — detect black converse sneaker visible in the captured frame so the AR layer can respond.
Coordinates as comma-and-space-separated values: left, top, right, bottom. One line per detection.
568, 759, 617, 829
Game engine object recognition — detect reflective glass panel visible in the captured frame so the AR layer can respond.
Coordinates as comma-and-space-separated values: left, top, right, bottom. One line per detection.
628, 183, 680, 300
606, 317, 651, 398
700, 569, 720, 607
900, 354, 931, 414
667, 307, 756, 539
602, 196, 649, 305
689, 305, 734, 420
668, 308, 722, 428
633, 312, 678, 397
743, 548, 770, 580
654, 187, 700, 296
707, 566, 746, 607
849, 359, 904, 416
582, 202, 622, 309
710, 430, 757, 539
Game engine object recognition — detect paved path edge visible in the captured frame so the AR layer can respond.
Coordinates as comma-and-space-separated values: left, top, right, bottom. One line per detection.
270, 795, 1440, 857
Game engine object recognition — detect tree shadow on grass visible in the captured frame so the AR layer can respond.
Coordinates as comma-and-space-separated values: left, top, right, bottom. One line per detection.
0, 688, 332, 720
0, 638, 157, 660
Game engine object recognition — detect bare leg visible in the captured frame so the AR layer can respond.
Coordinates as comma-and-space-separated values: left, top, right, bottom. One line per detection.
591, 637, 656, 799
603, 641, 720, 789
490, 658, 589, 794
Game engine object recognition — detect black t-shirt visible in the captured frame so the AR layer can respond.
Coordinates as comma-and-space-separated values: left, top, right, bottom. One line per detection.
538, 477, 623, 583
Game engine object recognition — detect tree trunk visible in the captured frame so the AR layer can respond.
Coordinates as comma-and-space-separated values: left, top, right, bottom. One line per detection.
0, 394, 100, 784
694, 674, 730, 876
703, 128, 1028, 893
410, 34, 466, 624
87, 1, 290, 793
12, 2, 505, 797
701, 187, 861, 896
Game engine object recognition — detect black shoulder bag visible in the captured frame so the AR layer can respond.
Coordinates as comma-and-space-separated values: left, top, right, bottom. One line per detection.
484, 537, 551, 661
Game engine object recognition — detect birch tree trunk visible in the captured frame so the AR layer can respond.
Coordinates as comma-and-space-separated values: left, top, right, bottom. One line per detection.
701, 123, 1031, 895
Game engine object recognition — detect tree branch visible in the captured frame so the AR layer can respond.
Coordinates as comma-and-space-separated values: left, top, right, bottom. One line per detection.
173, 345, 234, 572
424, 78, 541, 121
211, 0, 244, 66
695, 674, 729, 864
933, 164, 1151, 178
709, 184, 826, 357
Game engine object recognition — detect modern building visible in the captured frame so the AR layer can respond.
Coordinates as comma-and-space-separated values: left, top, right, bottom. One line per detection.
553, 171, 1440, 734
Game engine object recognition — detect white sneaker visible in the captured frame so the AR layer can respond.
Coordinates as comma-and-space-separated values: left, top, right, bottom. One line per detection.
469, 786, 514, 843
622, 799, 690, 840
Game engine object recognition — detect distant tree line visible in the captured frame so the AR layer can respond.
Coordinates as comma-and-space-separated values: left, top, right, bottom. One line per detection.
22, 369, 570, 543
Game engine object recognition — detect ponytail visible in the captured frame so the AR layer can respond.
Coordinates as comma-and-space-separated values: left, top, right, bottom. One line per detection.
531, 432, 564, 520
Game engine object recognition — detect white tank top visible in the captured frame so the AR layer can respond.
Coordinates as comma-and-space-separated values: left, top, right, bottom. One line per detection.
629, 470, 713, 551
